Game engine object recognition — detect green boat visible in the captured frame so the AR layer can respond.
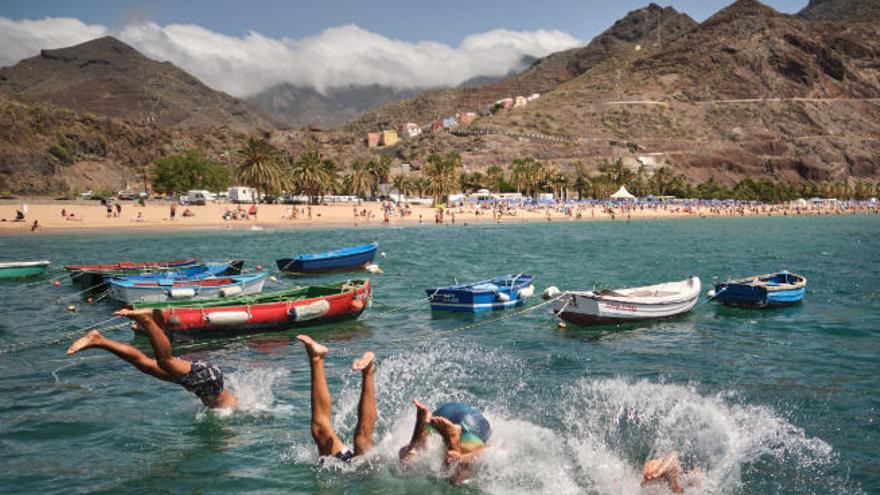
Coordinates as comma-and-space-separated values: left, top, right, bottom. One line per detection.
0, 260, 50, 279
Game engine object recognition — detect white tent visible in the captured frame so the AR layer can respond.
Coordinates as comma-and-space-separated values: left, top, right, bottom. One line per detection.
610, 185, 636, 200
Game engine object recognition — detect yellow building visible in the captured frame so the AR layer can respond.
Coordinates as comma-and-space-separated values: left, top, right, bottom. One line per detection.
381, 130, 399, 146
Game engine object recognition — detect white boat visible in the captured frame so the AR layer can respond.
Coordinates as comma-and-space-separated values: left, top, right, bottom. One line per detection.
110, 273, 267, 304
553, 276, 701, 326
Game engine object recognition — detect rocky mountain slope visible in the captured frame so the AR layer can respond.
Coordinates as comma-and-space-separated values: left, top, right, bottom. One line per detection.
798, 0, 880, 20
0, 37, 272, 131
346, 3, 697, 133
381, 0, 880, 185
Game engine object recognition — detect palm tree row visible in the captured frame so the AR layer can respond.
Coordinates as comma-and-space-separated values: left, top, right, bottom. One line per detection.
236, 139, 879, 204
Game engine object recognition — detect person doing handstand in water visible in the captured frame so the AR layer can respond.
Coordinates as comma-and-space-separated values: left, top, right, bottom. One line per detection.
296, 335, 376, 462
399, 400, 491, 484
67, 308, 237, 409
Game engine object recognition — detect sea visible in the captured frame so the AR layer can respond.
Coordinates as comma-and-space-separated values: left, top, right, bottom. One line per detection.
0, 215, 877, 494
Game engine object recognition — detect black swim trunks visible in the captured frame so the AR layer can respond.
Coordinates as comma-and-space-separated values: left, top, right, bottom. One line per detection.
335, 447, 355, 462
177, 361, 224, 401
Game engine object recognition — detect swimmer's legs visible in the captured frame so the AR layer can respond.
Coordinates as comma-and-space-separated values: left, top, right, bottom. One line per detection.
642, 452, 684, 494
115, 309, 191, 379
67, 329, 172, 382
429, 416, 463, 455
352, 351, 376, 456
297, 335, 345, 457
399, 400, 431, 464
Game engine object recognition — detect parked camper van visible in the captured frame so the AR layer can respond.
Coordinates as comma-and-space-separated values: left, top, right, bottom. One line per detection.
228, 186, 256, 204
184, 190, 216, 205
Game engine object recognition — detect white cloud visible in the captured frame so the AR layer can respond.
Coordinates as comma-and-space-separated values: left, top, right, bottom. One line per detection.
0, 16, 581, 97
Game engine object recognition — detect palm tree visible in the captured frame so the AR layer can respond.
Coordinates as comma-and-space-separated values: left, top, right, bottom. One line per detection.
512, 158, 545, 198
392, 175, 409, 198
424, 152, 462, 204
291, 151, 334, 204
344, 160, 372, 199
365, 155, 393, 198
410, 176, 431, 198
236, 137, 285, 200
486, 165, 505, 192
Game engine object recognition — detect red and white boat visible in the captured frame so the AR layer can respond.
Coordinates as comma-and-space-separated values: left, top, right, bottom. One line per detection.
131, 279, 371, 334
553, 276, 701, 326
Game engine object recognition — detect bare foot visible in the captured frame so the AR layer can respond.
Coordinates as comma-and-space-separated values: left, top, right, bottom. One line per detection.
352, 351, 375, 372
114, 308, 152, 319
413, 399, 430, 421
296, 334, 328, 359
430, 416, 462, 439
67, 329, 102, 355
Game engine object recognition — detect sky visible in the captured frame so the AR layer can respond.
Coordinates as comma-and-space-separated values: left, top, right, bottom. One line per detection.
0, 0, 810, 97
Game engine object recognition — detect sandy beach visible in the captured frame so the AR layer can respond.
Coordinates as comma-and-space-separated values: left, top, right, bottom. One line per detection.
0, 198, 875, 234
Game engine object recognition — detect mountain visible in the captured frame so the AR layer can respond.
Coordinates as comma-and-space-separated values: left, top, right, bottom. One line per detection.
246, 83, 420, 129
385, 0, 880, 185
798, 0, 880, 21
346, 3, 697, 133
0, 36, 272, 131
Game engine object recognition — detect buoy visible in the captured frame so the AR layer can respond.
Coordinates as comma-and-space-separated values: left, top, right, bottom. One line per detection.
350, 299, 365, 312
365, 263, 383, 274
206, 311, 250, 325
495, 292, 511, 302
67, 304, 77, 313
269, 276, 278, 282
543, 286, 561, 300
256, 265, 263, 271
53, 280, 61, 287
519, 284, 535, 298
87, 297, 94, 304
289, 300, 331, 321
220, 285, 243, 297
706, 289, 716, 298
380, 251, 387, 259
169, 287, 196, 299
558, 321, 567, 329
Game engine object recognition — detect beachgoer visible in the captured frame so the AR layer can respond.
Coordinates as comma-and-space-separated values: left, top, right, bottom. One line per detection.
61, 208, 66, 218
642, 451, 700, 493
14, 209, 24, 222
248, 203, 257, 219
67, 309, 237, 409
296, 335, 376, 462
399, 401, 490, 484
182, 208, 195, 217
115, 202, 122, 216
170, 201, 177, 220
30, 220, 40, 232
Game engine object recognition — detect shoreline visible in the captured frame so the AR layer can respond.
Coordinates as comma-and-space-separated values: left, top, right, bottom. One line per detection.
0, 200, 875, 236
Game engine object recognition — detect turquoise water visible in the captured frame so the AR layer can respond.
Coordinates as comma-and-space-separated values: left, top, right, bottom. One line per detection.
0, 216, 877, 494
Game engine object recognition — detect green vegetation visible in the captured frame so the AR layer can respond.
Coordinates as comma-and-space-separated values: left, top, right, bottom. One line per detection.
236, 138, 286, 197
423, 152, 463, 204
150, 149, 232, 194
290, 151, 338, 204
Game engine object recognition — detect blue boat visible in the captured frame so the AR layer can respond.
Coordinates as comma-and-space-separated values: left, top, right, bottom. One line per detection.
711, 271, 806, 308
275, 243, 379, 274
111, 260, 244, 283
110, 272, 268, 304
426, 274, 535, 313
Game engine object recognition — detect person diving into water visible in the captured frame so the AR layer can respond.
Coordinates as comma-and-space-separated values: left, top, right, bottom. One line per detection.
642, 451, 702, 493
399, 400, 491, 484
67, 308, 237, 409
297, 334, 376, 462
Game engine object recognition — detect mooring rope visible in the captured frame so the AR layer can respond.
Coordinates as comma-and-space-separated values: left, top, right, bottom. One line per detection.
0, 315, 127, 355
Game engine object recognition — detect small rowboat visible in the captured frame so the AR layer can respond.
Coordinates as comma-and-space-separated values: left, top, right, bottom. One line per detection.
276, 242, 378, 274
111, 261, 244, 283
553, 276, 701, 326
426, 274, 535, 313
0, 260, 50, 279
65, 258, 200, 291
710, 271, 806, 308
110, 272, 267, 304
130, 280, 371, 334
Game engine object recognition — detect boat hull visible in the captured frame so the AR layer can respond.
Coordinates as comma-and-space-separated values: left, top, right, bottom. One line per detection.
65, 258, 200, 291
713, 272, 806, 308
426, 275, 534, 313
554, 277, 700, 326
110, 274, 267, 304
135, 280, 371, 334
0, 261, 50, 279
276, 243, 378, 274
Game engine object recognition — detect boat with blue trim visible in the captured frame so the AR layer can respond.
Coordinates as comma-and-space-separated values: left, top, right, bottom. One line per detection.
110, 272, 268, 304
426, 274, 535, 313
275, 242, 378, 274
710, 271, 806, 308
111, 260, 243, 283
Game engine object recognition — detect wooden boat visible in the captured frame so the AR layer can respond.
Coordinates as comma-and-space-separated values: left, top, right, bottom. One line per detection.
130, 280, 371, 334
111, 261, 244, 283
110, 272, 267, 304
0, 260, 50, 279
553, 276, 701, 326
710, 271, 806, 308
275, 242, 378, 274
65, 258, 200, 291
426, 274, 535, 313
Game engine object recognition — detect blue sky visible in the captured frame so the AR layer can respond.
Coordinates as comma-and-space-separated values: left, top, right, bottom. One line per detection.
1, 0, 809, 45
